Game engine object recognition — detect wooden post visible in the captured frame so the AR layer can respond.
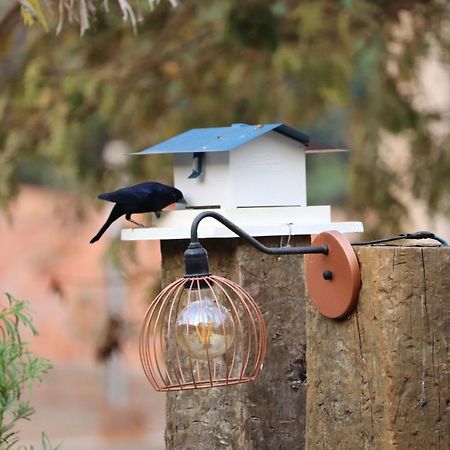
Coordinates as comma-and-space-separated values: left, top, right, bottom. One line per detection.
306, 246, 450, 449
162, 236, 309, 450
160, 241, 449, 450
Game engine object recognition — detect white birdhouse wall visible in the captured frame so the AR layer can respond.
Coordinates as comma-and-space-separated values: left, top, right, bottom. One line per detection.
229, 132, 306, 207
174, 152, 231, 208
173, 131, 307, 209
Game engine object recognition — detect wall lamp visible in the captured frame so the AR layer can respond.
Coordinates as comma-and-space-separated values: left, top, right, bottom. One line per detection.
139, 211, 361, 392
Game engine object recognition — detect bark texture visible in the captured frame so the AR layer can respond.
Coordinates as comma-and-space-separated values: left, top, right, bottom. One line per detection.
306, 246, 450, 450
162, 236, 309, 450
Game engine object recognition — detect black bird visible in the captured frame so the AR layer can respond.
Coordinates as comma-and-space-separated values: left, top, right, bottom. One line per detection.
90, 182, 185, 244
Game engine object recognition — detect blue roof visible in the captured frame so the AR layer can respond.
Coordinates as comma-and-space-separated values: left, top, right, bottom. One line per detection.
134, 123, 346, 155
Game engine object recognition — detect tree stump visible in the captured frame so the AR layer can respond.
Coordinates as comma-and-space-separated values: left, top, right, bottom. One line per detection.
306, 246, 450, 449
162, 236, 309, 450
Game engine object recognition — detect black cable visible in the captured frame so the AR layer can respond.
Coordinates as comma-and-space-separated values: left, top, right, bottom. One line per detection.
352, 231, 449, 247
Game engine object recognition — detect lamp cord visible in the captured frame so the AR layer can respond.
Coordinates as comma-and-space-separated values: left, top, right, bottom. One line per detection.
352, 231, 449, 247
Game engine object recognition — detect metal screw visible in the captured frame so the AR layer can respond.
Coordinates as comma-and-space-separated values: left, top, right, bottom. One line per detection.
322, 270, 333, 281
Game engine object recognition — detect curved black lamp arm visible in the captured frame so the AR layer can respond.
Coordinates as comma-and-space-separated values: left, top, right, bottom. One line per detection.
190, 211, 329, 255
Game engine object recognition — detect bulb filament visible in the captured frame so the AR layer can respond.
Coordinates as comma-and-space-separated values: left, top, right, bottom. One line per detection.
196, 322, 213, 347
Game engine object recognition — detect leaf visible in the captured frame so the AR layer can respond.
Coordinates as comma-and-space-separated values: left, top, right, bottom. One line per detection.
20, 6, 36, 27
18, 0, 49, 32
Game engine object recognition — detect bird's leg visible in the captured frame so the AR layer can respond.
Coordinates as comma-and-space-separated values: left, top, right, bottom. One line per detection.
155, 211, 162, 218
125, 214, 145, 228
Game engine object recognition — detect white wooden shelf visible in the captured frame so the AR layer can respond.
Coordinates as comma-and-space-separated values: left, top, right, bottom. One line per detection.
120, 206, 363, 241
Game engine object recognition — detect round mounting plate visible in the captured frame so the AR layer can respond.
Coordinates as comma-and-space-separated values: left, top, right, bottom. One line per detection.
305, 231, 361, 319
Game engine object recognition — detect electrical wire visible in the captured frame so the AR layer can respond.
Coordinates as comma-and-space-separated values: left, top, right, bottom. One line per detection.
352, 231, 449, 247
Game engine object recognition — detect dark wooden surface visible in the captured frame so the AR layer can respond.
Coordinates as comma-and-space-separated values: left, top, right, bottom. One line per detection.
306, 246, 450, 450
162, 237, 309, 450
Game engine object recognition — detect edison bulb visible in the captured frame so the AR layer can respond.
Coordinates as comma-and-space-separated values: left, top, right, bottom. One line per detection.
175, 292, 235, 360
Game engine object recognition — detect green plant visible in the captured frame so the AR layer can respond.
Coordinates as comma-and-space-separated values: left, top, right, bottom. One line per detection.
0, 293, 58, 450
18, 432, 59, 450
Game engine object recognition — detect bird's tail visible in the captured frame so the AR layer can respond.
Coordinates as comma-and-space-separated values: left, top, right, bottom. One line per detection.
90, 206, 122, 244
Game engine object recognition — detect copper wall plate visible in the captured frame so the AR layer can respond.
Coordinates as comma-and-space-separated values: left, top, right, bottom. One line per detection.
305, 231, 361, 319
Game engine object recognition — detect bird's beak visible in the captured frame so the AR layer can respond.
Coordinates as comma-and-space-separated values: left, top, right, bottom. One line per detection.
179, 196, 188, 205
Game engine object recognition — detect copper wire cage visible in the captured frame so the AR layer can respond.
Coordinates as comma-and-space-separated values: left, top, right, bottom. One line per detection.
139, 274, 267, 391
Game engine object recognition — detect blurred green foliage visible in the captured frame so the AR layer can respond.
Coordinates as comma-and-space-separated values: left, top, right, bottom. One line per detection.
0, 293, 57, 450
0, 0, 449, 233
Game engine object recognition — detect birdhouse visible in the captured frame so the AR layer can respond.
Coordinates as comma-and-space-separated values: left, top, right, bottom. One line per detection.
135, 123, 345, 209
124, 123, 362, 241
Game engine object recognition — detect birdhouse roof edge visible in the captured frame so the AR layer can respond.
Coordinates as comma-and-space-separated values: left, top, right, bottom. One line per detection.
132, 124, 348, 155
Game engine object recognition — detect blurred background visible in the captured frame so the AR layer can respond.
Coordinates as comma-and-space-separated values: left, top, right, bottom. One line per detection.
0, 0, 449, 449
